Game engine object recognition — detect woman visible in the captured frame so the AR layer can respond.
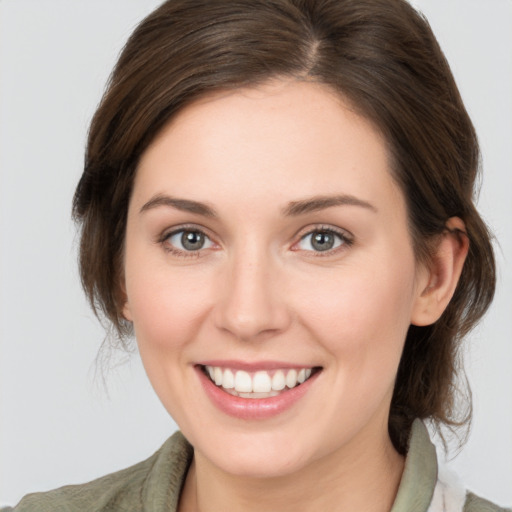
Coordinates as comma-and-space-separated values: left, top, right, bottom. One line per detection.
3, 0, 510, 510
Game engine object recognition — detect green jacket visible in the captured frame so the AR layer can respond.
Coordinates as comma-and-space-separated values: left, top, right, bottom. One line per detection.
3, 421, 509, 511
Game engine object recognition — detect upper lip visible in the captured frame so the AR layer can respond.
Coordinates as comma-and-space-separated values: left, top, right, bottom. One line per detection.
196, 360, 318, 371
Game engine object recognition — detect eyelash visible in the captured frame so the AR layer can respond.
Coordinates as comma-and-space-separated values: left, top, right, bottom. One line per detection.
293, 225, 354, 256
158, 224, 354, 258
159, 224, 215, 259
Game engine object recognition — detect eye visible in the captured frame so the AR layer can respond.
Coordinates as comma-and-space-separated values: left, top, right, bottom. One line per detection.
296, 229, 350, 253
165, 229, 214, 252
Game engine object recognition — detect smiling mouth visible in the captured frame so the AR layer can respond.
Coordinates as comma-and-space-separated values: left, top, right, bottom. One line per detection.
200, 365, 321, 399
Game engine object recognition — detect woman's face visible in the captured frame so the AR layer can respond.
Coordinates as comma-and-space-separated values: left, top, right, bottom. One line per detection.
123, 80, 429, 477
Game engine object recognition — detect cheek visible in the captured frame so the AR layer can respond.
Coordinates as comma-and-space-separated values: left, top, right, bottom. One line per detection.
294, 256, 417, 362
124, 260, 214, 352
293, 259, 418, 428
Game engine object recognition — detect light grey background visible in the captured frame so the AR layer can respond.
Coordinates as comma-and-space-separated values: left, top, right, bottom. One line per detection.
1, 0, 511, 507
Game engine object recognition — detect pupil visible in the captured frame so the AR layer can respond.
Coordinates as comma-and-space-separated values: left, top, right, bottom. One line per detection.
181, 231, 204, 250
312, 232, 334, 251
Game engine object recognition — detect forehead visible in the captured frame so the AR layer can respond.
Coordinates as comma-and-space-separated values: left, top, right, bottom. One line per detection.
133, 80, 403, 216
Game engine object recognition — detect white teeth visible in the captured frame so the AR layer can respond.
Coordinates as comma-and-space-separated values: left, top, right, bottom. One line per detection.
238, 391, 280, 399
204, 365, 315, 395
253, 371, 272, 393
272, 370, 286, 391
223, 369, 235, 389
285, 369, 297, 388
234, 370, 252, 392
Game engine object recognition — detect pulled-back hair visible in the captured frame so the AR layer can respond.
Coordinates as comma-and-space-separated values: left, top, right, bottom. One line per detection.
73, 0, 495, 453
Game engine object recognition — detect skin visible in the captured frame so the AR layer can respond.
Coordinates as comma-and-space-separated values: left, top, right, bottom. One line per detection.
122, 80, 468, 512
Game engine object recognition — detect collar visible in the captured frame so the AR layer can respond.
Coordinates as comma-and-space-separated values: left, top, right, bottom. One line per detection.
391, 419, 438, 512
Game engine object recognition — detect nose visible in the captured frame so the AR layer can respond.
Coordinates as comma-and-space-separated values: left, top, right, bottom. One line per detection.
213, 248, 291, 342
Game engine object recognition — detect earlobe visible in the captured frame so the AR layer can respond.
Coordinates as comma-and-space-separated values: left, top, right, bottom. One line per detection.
411, 217, 469, 327
122, 301, 133, 322
118, 276, 133, 322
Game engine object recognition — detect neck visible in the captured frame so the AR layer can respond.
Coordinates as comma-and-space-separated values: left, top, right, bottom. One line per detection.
179, 421, 405, 512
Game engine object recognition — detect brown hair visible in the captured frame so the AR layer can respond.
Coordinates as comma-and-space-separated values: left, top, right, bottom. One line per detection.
73, 0, 496, 453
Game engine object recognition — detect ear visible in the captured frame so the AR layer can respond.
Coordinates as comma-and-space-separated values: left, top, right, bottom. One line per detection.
122, 300, 133, 322
411, 217, 469, 326
118, 273, 133, 322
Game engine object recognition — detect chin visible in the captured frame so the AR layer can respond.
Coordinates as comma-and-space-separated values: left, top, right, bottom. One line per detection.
188, 424, 330, 479
207, 445, 312, 479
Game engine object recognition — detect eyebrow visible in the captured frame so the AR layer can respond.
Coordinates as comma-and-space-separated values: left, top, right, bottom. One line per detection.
282, 194, 377, 216
139, 193, 377, 217
140, 195, 218, 217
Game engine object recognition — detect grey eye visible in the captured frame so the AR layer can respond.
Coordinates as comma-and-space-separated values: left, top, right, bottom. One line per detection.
298, 230, 345, 252
168, 230, 213, 251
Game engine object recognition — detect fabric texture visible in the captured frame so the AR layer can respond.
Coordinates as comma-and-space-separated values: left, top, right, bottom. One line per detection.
3, 420, 509, 512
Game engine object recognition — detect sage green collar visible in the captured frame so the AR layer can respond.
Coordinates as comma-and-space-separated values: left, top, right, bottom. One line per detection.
391, 419, 438, 512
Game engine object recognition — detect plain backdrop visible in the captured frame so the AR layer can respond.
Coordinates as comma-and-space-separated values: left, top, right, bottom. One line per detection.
1, 0, 511, 507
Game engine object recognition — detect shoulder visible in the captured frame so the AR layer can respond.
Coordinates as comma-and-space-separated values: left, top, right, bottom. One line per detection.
5, 431, 192, 512
10, 459, 155, 512
464, 492, 511, 512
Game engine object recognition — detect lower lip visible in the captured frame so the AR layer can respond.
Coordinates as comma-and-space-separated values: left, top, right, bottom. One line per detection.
196, 366, 320, 420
